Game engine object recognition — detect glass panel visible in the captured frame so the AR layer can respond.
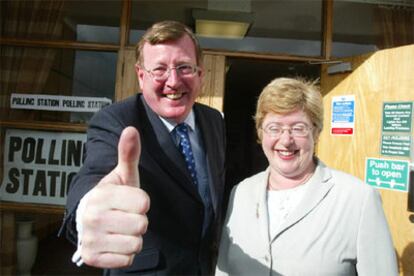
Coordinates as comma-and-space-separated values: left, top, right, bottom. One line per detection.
0, 0, 121, 43
129, 0, 323, 57
332, 1, 414, 58
0, 46, 117, 123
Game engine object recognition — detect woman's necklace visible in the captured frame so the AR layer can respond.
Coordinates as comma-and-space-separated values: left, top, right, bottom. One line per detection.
267, 171, 314, 191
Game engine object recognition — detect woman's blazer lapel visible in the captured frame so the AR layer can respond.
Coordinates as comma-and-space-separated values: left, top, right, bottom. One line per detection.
255, 170, 272, 246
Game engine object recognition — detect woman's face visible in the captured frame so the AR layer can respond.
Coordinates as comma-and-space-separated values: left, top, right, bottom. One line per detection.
261, 109, 316, 184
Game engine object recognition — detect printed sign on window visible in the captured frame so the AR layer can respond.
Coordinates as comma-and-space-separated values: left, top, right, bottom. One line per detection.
1, 129, 86, 205
10, 93, 112, 113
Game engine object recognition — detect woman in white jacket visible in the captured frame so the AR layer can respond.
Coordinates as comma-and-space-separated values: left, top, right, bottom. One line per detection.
216, 77, 397, 276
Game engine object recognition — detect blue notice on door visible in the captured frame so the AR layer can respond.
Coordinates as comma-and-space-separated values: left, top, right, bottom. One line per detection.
331, 95, 355, 135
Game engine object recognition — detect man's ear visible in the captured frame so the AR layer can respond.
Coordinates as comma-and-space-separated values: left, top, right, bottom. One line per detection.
198, 66, 205, 78
135, 64, 144, 91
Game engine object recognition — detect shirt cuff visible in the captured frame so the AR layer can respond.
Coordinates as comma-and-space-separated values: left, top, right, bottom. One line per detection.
71, 191, 92, 266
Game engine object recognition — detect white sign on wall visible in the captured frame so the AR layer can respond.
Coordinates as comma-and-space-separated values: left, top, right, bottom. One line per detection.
10, 93, 112, 113
1, 129, 86, 205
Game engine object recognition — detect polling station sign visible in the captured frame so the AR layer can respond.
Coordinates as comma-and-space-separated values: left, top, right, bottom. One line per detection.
365, 158, 409, 192
10, 93, 112, 113
0, 129, 86, 205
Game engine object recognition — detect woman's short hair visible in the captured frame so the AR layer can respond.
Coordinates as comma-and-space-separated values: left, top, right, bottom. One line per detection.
135, 20, 203, 66
254, 77, 323, 142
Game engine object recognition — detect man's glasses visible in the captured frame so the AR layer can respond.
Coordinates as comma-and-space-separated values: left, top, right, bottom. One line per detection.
262, 123, 313, 138
142, 64, 200, 81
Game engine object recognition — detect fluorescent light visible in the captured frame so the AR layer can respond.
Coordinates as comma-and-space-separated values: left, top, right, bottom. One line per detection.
195, 19, 250, 38
192, 9, 253, 39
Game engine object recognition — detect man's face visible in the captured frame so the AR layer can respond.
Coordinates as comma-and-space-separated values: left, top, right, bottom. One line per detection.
136, 34, 203, 123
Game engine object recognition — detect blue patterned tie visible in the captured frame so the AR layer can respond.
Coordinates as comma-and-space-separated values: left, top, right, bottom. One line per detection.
175, 123, 198, 186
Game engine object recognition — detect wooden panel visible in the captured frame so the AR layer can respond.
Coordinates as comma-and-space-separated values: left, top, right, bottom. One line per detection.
115, 49, 140, 101
318, 44, 414, 275
320, 53, 373, 96
0, 203, 64, 214
197, 54, 226, 112
321, 0, 333, 60
1, 212, 16, 275
0, 120, 86, 132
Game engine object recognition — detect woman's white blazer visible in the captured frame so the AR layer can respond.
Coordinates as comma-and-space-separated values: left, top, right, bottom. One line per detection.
216, 160, 398, 276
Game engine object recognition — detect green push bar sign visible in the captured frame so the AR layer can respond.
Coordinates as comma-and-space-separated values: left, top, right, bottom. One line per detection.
365, 158, 409, 192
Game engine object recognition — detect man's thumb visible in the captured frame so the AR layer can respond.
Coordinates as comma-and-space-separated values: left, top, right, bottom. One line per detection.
116, 126, 141, 187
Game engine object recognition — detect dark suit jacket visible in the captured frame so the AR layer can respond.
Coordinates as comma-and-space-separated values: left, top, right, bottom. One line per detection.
60, 94, 226, 275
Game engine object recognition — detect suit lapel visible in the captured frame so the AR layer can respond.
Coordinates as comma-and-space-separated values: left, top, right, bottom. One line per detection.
139, 97, 200, 199
271, 161, 334, 242
193, 105, 220, 214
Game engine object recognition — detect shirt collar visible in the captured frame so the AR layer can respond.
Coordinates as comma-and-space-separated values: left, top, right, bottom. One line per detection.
159, 110, 195, 133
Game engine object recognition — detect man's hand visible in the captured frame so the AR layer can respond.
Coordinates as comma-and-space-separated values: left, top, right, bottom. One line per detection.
81, 127, 150, 268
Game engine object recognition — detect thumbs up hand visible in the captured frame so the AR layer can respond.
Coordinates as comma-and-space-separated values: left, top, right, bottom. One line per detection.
80, 127, 150, 268
114, 126, 141, 187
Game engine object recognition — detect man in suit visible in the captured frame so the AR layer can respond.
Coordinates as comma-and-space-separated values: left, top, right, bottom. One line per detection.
60, 21, 226, 275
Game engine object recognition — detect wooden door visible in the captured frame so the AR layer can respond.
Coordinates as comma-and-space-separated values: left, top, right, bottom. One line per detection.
317, 44, 414, 275
115, 48, 226, 111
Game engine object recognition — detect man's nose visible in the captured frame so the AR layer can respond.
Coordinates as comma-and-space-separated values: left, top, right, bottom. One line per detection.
165, 68, 181, 86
